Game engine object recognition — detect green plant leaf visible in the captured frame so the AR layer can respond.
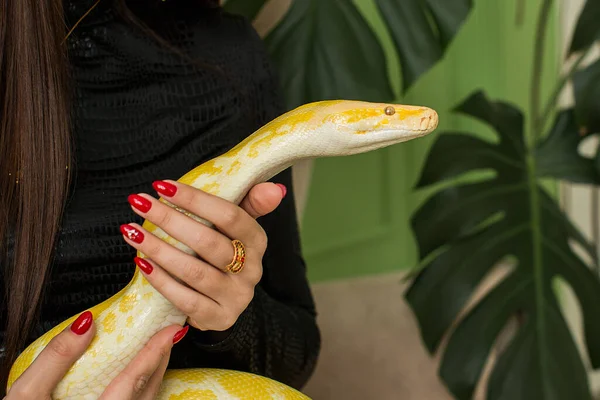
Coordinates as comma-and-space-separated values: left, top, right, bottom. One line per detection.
536, 109, 600, 183
264, 0, 394, 110
569, 0, 600, 54
374, 0, 472, 92
407, 90, 600, 399
222, 0, 266, 20
573, 58, 600, 134
597, 147, 600, 176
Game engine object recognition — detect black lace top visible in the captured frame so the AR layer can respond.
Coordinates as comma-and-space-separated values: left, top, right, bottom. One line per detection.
0, 1, 320, 390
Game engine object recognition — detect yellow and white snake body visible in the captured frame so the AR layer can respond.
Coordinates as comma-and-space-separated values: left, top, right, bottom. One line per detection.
7, 100, 438, 399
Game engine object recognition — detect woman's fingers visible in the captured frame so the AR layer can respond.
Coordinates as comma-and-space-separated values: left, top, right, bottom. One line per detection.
121, 223, 230, 294
137, 352, 171, 400
151, 180, 266, 248
98, 324, 186, 400
238, 182, 286, 219
126, 181, 284, 271
132, 257, 225, 328
7, 311, 95, 399
6, 317, 187, 400
128, 193, 235, 270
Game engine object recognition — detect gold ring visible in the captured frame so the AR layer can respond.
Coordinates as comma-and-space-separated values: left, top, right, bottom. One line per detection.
225, 239, 246, 274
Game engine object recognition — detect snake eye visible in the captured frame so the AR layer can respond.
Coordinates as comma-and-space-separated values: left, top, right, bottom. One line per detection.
384, 106, 395, 116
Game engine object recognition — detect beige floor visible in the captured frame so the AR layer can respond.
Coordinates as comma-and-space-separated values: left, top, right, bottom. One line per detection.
301, 270, 600, 400
302, 272, 454, 400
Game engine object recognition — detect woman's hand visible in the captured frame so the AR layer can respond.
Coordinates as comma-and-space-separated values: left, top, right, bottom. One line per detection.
5, 311, 187, 400
122, 180, 286, 332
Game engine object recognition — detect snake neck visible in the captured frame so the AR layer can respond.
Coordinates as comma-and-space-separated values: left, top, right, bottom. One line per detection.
177, 130, 307, 206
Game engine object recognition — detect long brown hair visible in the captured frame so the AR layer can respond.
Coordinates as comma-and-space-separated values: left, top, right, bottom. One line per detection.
0, 0, 219, 392
0, 0, 73, 391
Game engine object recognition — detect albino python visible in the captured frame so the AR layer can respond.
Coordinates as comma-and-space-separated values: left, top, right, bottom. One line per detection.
7, 99, 438, 399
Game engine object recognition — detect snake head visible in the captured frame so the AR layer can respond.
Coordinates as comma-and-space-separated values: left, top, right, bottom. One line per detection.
298, 100, 438, 155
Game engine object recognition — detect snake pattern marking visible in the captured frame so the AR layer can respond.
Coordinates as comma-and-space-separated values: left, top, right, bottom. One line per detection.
7, 99, 438, 399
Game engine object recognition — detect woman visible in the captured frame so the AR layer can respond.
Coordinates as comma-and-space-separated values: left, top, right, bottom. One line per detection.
0, 0, 321, 397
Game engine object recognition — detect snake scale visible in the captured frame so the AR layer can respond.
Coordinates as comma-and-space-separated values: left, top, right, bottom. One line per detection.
7, 99, 438, 399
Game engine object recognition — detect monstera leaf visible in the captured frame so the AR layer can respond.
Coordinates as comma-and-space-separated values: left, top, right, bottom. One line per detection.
224, 0, 472, 108
569, 0, 600, 54
573, 58, 600, 135
263, 0, 393, 109
374, 0, 472, 91
260, 0, 472, 109
407, 90, 600, 400
569, 0, 600, 182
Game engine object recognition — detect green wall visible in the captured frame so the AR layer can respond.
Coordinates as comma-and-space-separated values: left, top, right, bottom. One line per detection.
300, 0, 559, 282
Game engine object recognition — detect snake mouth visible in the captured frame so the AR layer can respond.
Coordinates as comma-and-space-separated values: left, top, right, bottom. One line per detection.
402, 108, 438, 133
420, 110, 439, 132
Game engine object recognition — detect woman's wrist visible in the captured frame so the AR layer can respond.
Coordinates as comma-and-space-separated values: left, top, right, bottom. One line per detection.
189, 326, 234, 345
187, 295, 255, 350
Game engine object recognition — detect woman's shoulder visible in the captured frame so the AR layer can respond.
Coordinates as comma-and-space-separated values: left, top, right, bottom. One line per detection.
65, 2, 272, 78
66, 1, 284, 159
63, 1, 263, 47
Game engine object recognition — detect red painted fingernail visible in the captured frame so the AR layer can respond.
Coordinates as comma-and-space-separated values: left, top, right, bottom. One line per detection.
275, 183, 287, 198
173, 325, 190, 344
128, 194, 152, 213
134, 257, 153, 274
71, 311, 93, 335
120, 224, 144, 243
153, 180, 177, 197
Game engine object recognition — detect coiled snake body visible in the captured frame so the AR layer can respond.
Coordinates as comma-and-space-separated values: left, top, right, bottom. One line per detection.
7, 100, 438, 399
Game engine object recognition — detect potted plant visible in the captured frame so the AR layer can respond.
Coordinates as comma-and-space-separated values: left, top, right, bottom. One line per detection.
406, 0, 600, 398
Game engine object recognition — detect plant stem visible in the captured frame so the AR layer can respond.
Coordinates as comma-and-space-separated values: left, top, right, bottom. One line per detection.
592, 189, 599, 274
539, 48, 592, 130
526, 0, 554, 398
515, 0, 526, 27
528, 0, 554, 147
